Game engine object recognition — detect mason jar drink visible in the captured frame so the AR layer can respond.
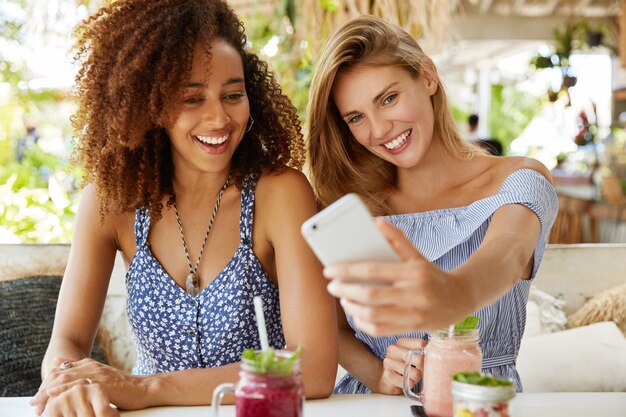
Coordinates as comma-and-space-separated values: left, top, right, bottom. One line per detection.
404, 327, 482, 417
452, 372, 515, 417
213, 350, 304, 417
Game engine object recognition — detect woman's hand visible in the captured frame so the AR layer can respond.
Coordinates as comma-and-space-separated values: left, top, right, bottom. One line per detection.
324, 219, 475, 336
375, 337, 425, 395
37, 382, 120, 417
31, 357, 144, 415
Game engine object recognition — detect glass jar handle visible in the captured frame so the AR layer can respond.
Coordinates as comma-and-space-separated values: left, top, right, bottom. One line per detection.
403, 348, 424, 403
212, 383, 234, 417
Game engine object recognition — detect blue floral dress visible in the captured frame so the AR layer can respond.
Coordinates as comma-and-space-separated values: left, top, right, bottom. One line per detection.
335, 169, 558, 393
126, 174, 285, 375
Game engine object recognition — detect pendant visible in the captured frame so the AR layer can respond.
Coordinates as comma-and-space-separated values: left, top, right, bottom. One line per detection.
185, 272, 199, 297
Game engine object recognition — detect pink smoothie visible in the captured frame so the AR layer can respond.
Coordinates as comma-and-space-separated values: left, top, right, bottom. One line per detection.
422, 337, 482, 417
235, 373, 303, 417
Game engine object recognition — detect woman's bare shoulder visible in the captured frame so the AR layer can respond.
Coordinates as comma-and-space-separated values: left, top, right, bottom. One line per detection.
494, 156, 553, 185
77, 183, 135, 246
255, 167, 317, 223
256, 167, 315, 198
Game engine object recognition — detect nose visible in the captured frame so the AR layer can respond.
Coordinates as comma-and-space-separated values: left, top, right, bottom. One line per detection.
369, 112, 392, 142
202, 98, 230, 127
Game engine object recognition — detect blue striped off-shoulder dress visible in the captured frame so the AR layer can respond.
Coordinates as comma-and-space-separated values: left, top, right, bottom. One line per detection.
334, 168, 558, 393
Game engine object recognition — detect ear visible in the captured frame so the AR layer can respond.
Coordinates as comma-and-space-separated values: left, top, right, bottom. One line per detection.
420, 58, 438, 96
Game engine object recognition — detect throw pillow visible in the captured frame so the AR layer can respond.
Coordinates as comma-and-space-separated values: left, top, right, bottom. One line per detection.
517, 321, 626, 392
97, 295, 136, 372
0, 275, 107, 396
567, 283, 626, 336
527, 285, 567, 334
524, 300, 542, 337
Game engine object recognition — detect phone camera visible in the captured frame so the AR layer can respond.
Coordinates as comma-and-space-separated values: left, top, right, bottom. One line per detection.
312, 224, 317, 230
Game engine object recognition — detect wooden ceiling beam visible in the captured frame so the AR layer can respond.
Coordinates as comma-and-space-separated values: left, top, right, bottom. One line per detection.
457, 13, 613, 40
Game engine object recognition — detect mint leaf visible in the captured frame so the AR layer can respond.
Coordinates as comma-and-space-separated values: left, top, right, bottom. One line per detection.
259, 348, 276, 373
453, 371, 513, 386
273, 346, 301, 375
241, 347, 300, 375
242, 349, 256, 361
455, 316, 480, 331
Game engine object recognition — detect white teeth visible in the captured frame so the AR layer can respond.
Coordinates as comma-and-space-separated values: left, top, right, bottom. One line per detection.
196, 134, 228, 145
383, 130, 410, 150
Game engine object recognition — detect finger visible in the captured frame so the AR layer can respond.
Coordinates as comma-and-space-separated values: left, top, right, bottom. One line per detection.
353, 317, 424, 337
383, 356, 421, 387
385, 344, 411, 362
53, 356, 79, 368
382, 356, 405, 375
327, 280, 405, 306
375, 218, 428, 262
34, 401, 45, 416
381, 368, 404, 390
404, 365, 422, 388
324, 261, 402, 283
32, 379, 84, 414
395, 337, 427, 350
90, 385, 120, 417
32, 368, 77, 406
47, 378, 91, 397
340, 298, 424, 328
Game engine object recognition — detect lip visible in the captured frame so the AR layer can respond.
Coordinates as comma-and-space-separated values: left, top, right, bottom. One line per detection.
380, 128, 412, 154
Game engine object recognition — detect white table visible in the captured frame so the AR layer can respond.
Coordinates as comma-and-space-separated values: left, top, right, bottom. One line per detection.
3, 393, 625, 417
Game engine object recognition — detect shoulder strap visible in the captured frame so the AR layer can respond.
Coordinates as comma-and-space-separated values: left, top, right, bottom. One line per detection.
134, 208, 150, 248
238, 173, 258, 247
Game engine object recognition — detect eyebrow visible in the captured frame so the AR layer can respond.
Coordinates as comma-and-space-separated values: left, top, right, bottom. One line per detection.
339, 82, 398, 118
185, 77, 245, 89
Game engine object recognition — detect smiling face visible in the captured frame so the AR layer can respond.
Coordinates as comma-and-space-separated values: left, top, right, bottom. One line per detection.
331, 64, 437, 169
167, 38, 250, 176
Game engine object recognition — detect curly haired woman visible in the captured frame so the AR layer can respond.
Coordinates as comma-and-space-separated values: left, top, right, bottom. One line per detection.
306, 15, 557, 396
31, 1, 337, 415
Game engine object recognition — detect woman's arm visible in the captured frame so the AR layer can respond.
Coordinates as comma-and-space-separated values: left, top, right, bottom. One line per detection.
336, 300, 424, 394
325, 203, 542, 336
335, 300, 384, 392
261, 169, 339, 398
41, 184, 118, 378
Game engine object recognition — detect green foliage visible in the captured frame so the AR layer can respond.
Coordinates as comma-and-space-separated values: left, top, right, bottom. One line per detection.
241, 8, 313, 120
0, 143, 79, 243
0, 0, 82, 243
488, 84, 545, 154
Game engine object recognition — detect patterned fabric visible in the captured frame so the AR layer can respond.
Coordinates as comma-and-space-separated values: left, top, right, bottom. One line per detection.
126, 174, 285, 375
335, 169, 558, 393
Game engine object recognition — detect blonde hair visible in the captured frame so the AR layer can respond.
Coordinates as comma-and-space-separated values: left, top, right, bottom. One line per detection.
306, 15, 477, 214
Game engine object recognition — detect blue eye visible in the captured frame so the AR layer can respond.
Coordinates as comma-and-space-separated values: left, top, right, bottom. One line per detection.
348, 114, 364, 124
383, 94, 397, 105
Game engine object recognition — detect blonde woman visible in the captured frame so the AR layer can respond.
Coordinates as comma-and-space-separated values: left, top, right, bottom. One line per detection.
306, 15, 557, 395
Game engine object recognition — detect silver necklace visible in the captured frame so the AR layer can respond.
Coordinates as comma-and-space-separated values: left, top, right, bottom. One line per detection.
172, 172, 231, 297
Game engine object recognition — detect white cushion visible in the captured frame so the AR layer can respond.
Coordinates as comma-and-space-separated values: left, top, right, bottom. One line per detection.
526, 285, 567, 334
517, 322, 626, 392
524, 301, 542, 337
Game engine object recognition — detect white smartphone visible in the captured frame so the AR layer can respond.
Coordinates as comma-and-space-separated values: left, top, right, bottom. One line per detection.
301, 193, 400, 266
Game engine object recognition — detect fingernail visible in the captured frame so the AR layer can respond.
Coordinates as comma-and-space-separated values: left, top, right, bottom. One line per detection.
323, 266, 338, 277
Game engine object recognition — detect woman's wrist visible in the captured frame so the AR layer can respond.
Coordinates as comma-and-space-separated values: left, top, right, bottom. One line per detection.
125, 374, 164, 410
